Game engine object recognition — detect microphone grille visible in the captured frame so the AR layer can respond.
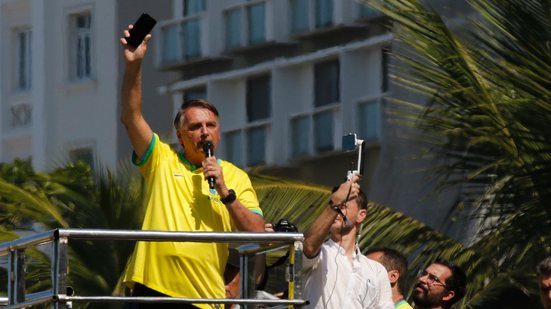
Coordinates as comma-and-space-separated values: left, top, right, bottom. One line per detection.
202, 141, 214, 153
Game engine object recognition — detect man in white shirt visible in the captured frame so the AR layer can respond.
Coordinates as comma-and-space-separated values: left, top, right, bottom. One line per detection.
302, 176, 394, 309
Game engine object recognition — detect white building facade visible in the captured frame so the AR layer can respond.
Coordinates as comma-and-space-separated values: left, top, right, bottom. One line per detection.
0, 0, 174, 171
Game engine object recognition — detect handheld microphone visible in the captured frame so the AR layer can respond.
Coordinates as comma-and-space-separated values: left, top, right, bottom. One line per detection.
202, 141, 216, 190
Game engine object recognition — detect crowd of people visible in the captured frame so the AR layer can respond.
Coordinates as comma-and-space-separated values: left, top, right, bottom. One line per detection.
119, 23, 549, 309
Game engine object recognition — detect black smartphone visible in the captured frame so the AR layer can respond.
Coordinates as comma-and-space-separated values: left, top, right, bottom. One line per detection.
127, 13, 157, 48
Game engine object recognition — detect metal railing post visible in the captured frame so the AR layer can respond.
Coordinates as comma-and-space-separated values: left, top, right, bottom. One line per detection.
52, 233, 69, 309
7, 249, 26, 306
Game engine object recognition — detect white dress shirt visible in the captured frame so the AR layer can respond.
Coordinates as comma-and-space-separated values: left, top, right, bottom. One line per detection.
302, 239, 394, 309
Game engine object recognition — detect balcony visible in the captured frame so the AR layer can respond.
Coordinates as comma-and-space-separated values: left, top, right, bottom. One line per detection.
289, 0, 370, 43
222, 0, 296, 56
156, 16, 230, 70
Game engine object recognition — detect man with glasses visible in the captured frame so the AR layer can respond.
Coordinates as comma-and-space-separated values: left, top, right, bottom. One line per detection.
412, 260, 466, 309
537, 256, 551, 309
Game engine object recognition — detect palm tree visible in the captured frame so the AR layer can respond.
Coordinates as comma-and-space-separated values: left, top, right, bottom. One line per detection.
0, 160, 145, 308
365, 0, 551, 307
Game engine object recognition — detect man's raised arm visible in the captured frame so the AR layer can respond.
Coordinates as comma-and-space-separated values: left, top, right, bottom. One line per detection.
120, 25, 153, 159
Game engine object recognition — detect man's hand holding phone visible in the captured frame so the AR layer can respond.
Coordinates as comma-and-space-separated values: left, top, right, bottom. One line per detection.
120, 13, 157, 63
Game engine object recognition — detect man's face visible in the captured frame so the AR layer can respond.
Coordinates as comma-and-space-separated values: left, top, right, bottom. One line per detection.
330, 199, 365, 234
412, 263, 454, 308
176, 106, 220, 165
539, 275, 551, 309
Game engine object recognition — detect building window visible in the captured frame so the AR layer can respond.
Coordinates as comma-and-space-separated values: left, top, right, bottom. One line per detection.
314, 59, 339, 107
161, 25, 179, 63
247, 2, 266, 45
315, 0, 333, 28
224, 0, 266, 49
313, 109, 334, 152
290, 0, 309, 33
15, 29, 32, 92
290, 0, 333, 34
69, 12, 93, 80
225, 8, 242, 49
183, 0, 205, 16
182, 0, 205, 60
224, 130, 244, 167
246, 75, 271, 122
290, 115, 310, 157
69, 147, 95, 170
357, 99, 381, 142
182, 18, 201, 59
246, 125, 266, 166
160, 1, 205, 64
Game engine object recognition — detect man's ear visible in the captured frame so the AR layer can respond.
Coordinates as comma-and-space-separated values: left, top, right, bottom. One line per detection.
388, 269, 400, 285
357, 208, 367, 223
175, 130, 184, 146
442, 289, 455, 302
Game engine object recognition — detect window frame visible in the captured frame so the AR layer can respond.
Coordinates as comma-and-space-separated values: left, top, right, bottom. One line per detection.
13, 27, 32, 92
246, 74, 272, 123
356, 96, 383, 144
223, 0, 267, 50
289, 0, 334, 34
67, 9, 94, 82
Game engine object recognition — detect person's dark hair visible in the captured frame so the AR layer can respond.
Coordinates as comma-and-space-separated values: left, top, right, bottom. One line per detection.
357, 188, 367, 210
365, 247, 408, 293
224, 248, 240, 285
330, 186, 368, 210
434, 259, 467, 306
536, 256, 551, 278
173, 98, 219, 129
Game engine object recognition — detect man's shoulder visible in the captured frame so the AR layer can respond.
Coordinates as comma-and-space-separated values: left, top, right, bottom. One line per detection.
220, 160, 249, 176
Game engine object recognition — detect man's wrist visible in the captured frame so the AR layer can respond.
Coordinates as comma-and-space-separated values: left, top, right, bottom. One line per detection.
221, 189, 237, 205
328, 200, 342, 212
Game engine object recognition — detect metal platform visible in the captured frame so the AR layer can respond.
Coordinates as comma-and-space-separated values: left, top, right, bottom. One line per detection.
0, 229, 306, 308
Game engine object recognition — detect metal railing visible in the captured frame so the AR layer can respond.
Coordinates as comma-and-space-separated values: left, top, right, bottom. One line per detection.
0, 229, 306, 309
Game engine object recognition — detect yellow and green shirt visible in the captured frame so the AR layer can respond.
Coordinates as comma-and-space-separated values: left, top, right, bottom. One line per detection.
123, 134, 262, 308
395, 299, 413, 309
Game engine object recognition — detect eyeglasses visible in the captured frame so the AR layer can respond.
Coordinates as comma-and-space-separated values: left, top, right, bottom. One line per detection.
418, 270, 448, 288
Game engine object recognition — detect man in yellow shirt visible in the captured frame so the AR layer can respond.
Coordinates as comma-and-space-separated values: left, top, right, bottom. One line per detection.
120, 24, 265, 309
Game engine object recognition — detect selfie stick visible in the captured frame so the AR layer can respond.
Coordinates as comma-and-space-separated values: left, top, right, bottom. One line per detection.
346, 137, 365, 180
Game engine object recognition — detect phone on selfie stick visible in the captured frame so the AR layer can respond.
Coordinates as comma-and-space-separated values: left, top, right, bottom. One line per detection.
342, 133, 365, 180
127, 13, 157, 48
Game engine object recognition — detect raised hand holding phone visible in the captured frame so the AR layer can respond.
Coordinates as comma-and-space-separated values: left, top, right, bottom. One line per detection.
126, 13, 157, 48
